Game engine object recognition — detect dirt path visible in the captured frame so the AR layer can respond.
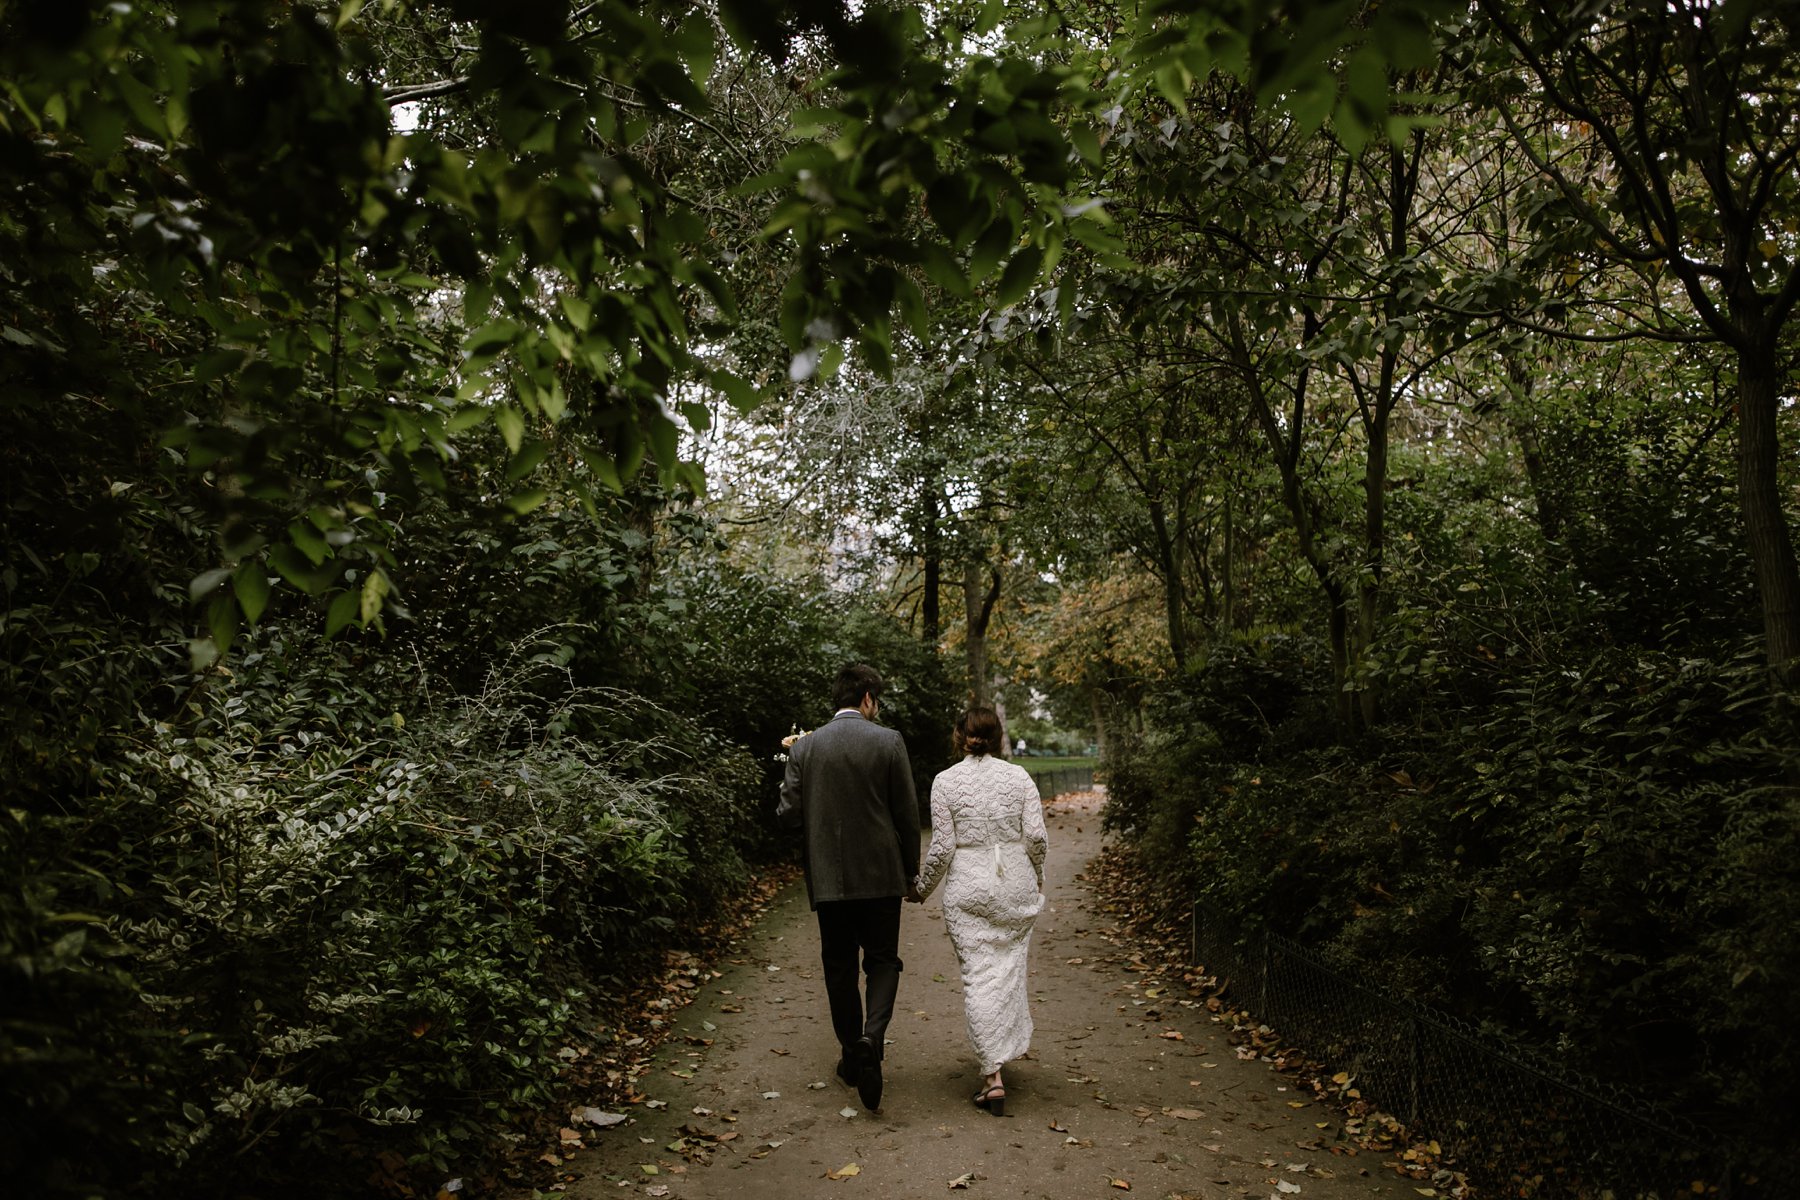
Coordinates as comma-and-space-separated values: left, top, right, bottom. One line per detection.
556, 793, 1413, 1200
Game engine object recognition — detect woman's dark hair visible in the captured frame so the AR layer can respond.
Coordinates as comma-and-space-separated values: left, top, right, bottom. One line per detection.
832, 663, 884, 710
953, 707, 1003, 758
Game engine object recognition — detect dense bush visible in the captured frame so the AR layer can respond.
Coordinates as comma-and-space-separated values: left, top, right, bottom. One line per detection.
1108, 628, 1799, 1164
4, 623, 775, 1197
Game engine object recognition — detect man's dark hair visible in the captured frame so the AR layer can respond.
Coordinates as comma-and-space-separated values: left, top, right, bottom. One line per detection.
832, 663, 884, 711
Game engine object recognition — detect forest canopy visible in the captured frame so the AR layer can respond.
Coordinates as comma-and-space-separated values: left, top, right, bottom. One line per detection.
3, 0, 1796, 1195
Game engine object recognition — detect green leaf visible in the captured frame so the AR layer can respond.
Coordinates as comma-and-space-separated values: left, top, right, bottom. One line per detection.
269, 544, 333, 596
711, 369, 764, 415
968, 215, 1018, 283
207, 590, 239, 657
233, 562, 273, 625
359, 568, 390, 623
506, 438, 552, 484
189, 567, 233, 602
495, 404, 525, 454
648, 413, 678, 467
466, 318, 524, 355
325, 590, 360, 638
504, 488, 549, 515
995, 247, 1045, 309
289, 520, 329, 567
919, 242, 972, 297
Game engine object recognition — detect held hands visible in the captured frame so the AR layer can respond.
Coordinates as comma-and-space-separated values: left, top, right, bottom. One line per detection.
904, 887, 925, 904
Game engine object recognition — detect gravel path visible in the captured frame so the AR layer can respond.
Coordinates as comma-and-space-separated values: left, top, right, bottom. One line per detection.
557, 792, 1414, 1200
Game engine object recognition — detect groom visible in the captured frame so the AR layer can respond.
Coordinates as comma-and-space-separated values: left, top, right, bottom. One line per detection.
777, 663, 920, 1111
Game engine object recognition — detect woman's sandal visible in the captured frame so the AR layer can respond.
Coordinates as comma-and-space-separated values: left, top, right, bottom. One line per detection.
971, 1085, 1006, 1117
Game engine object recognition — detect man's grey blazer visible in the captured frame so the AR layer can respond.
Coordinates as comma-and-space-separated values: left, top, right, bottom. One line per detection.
777, 710, 920, 909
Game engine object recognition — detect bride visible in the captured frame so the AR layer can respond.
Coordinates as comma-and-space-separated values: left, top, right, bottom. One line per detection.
911, 707, 1049, 1116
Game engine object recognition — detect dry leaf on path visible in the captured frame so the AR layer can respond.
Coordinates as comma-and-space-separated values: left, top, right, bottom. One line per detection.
1109, 1179, 1131, 1190
825, 1162, 861, 1180
1166, 1109, 1204, 1120
572, 1107, 627, 1127
839, 1106, 859, 1118
948, 1172, 974, 1189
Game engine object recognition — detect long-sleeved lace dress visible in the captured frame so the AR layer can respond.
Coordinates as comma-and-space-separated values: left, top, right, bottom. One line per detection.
914, 754, 1049, 1075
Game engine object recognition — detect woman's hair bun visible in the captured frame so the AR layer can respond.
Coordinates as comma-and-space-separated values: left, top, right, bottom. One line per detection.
954, 707, 1004, 758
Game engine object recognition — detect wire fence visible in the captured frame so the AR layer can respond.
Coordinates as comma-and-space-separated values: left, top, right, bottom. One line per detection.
1190, 901, 1734, 1200
1028, 766, 1095, 800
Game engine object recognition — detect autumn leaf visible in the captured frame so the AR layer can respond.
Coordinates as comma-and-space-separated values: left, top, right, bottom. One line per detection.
825, 1162, 861, 1180
572, 1107, 627, 1127
1110, 1179, 1131, 1190
948, 1172, 974, 1189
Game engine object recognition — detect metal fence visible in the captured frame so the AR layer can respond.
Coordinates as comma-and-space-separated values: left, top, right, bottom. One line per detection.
1190, 901, 1734, 1200
1029, 766, 1095, 800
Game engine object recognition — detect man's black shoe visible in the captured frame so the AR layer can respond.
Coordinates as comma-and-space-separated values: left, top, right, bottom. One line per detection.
854, 1035, 882, 1111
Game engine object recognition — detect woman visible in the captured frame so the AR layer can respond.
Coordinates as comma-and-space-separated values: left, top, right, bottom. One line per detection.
912, 707, 1048, 1117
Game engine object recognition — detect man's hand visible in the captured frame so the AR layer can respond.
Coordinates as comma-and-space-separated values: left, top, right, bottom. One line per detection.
904, 888, 924, 904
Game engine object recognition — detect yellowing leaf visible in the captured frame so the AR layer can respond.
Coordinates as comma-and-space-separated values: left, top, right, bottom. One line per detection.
825, 1163, 861, 1180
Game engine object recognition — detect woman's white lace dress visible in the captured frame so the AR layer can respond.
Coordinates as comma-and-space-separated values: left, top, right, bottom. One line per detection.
914, 754, 1049, 1074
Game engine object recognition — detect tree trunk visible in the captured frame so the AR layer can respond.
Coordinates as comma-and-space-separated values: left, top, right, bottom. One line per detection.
963, 560, 1002, 707
1090, 690, 1108, 762
1736, 338, 1800, 682
1148, 497, 1188, 670
1357, 406, 1389, 729
922, 482, 942, 646
1222, 489, 1237, 632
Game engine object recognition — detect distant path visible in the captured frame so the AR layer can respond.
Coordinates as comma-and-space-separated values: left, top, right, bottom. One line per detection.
559, 792, 1412, 1200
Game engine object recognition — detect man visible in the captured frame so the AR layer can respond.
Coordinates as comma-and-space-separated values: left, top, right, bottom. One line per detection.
777, 663, 920, 1112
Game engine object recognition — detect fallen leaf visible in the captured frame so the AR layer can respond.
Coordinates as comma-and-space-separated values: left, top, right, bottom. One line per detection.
691, 1106, 712, 1116
1110, 1179, 1131, 1190
1167, 1109, 1204, 1120
839, 1106, 859, 1118
558, 1127, 582, 1144
825, 1162, 861, 1180
643, 1100, 668, 1110
1159, 1030, 1184, 1041
762, 1091, 781, 1100
572, 1107, 627, 1127
1277, 1181, 1301, 1194
1048, 1120, 1068, 1132
639, 1164, 659, 1176
809, 1081, 828, 1090
646, 1189, 670, 1198
948, 1172, 974, 1189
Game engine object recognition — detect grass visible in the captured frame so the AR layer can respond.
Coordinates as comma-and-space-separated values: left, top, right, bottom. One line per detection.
1017, 756, 1100, 774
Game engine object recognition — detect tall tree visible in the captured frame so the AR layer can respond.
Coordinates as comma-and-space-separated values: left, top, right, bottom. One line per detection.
1477, 0, 1800, 680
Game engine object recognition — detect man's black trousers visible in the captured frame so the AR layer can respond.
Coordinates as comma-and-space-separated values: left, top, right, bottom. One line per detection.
815, 896, 904, 1056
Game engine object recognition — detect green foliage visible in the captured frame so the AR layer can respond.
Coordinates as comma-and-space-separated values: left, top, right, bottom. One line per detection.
2, 627, 770, 1196
1111, 624, 1799, 1163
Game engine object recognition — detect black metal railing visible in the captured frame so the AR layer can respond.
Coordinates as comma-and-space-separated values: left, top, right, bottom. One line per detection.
1190, 901, 1732, 1199
1028, 766, 1095, 800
